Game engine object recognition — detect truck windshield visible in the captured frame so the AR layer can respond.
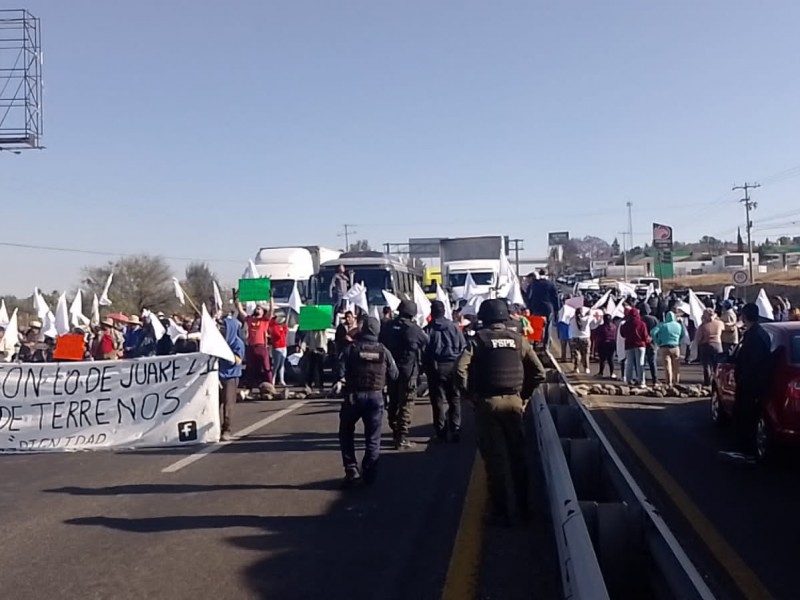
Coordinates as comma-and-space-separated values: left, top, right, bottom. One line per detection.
270, 279, 298, 300
448, 272, 494, 287
317, 267, 392, 306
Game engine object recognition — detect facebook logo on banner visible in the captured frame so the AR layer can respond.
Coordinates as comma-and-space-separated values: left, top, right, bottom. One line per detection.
177, 421, 198, 442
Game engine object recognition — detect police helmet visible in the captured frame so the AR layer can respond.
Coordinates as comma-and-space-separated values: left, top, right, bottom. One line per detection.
478, 299, 509, 324
398, 300, 417, 319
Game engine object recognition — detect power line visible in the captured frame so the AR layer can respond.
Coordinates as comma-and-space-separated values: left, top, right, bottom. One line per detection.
0, 241, 244, 264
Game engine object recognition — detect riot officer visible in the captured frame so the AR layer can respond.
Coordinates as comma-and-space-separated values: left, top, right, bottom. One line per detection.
337, 316, 399, 487
379, 299, 428, 449
456, 298, 546, 525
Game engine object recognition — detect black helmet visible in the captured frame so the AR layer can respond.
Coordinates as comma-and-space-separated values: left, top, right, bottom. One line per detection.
398, 300, 417, 319
478, 299, 509, 324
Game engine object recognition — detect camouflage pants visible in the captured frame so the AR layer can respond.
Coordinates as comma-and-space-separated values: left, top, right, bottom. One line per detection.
475, 395, 529, 520
387, 368, 417, 437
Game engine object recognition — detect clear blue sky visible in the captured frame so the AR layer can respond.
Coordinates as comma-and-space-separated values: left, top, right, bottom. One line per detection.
3, 0, 800, 295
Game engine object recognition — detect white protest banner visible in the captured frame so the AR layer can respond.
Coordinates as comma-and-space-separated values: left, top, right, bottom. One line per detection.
0, 353, 221, 452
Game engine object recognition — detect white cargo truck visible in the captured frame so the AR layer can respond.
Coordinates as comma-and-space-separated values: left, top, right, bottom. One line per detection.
439, 235, 508, 299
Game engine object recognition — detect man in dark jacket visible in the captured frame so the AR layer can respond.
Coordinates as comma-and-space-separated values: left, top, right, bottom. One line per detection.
338, 317, 399, 486
639, 304, 659, 385
732, 303, 773, 457
524, 270, 560, 348
424, 300, 467, 442
379, 299, 428, 449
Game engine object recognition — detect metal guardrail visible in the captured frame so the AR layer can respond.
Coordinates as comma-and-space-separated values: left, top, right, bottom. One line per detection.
533, 352, 717, 600
532, 389, 610, 600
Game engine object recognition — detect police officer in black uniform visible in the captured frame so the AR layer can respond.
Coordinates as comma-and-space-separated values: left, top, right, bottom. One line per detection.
379, 299, 428, 449
457, 298, 546, 525
337, 316, 398, 487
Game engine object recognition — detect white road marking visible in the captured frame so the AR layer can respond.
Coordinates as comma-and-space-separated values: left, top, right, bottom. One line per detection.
161, 401, 308, 473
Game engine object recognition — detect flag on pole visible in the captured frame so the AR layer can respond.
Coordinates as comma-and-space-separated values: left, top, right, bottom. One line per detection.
591, 289, 611, 311
755, 288, 775, 321
413, 281, 431, 327
462, 272, 478, 301
382, 290, 402, 312
288, 280, 304, 315
686, 290, 706, 327
143, 309, 166, 341
91, 294, 101, 327
212, 281, 224, 313
4, 308, 19, 351
344, 282, 369, 314
99, 273, 114, 306
435, 283, 453, 320
172, 277, 187, 306
200, 304, 235, 363
33, 287, 50, 320
55, 293, 71, 336
0, 300, 8, 327
69, 290, 90, 328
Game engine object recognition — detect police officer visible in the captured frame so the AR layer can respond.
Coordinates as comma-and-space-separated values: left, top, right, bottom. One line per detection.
456, 298, 546, 525
337, 316, 399, 487
380, 299, 428, 449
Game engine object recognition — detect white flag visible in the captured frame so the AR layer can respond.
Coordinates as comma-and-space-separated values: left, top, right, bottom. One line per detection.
69, 290, 90, 328
91, 294, 101, 327
99, 273, 114, 306
413, 281, 431, 327
246, 259, 260, 279
644, 283, 655, 303
755, 288, 774, 321
41, 311, 57, 339
506, 278, 526, 308
344, 282, 369, 314
213, 281, 224, 312
4, 308, 19, 351
687, 289, 707, 327
172, 277, 186, 306
33, 287, 50, 320
435, 283, 453, 320
462, 272, 478, 301
722, 285, 735, 302
382, 290, 402, 312
167, 318, 188, 343
288, 280, 304, 315
143, 309, 166, 341
460, 293, 487, 317
0, 300, 8, 327
55, 293, 71, 336
200, 304, 235, 363
617, 281, 637, 299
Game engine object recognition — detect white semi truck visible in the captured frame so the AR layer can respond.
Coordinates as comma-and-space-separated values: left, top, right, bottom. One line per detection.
253, 246, 341, 304
440, 235, 509, 299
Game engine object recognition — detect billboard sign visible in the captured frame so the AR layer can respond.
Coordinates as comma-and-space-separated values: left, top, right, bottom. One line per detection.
548, 231, 570, 246
652, 223, 673, 250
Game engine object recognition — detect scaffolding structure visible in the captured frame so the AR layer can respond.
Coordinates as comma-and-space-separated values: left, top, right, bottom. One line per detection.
0, 9, 42, 150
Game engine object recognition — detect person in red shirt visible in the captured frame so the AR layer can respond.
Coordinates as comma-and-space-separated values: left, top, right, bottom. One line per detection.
236, 294, 274, 389
269, 313, 290, 386
92, 318, 119, 361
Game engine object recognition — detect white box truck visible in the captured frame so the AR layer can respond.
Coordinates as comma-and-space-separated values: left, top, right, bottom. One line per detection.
440, 235, 508, 298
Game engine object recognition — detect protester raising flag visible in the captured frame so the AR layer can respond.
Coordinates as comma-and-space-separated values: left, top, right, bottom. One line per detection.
99, 272, 114, 306
199, 304, 235, 363
173, 277, 187, 306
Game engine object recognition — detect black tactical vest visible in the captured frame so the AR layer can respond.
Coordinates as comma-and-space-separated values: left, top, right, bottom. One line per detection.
350, 342, 386, 392
471, 327, 524, 395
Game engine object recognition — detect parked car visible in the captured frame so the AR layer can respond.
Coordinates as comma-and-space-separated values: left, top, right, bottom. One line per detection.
710, 322, 800, 461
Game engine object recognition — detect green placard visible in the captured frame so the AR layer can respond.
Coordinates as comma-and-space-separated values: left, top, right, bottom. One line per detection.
238, 278, 271, 302
298, 305, 333, 331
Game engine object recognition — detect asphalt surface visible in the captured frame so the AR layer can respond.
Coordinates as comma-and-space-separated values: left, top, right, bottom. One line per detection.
569, 361, 800, 600
0, 391, 558, 600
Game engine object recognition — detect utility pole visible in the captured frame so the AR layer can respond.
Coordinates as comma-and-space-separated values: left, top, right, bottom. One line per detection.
339, 224, 356, 250
626, 200, 634, 256
733, 182, 760, 285
509, 238, 524, 276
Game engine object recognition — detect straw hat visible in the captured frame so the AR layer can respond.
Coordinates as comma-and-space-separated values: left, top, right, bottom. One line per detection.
127, 315, 142, 326
101, 317, 115, 328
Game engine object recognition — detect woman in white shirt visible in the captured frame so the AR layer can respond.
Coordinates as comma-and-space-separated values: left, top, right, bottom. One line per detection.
569, 306, 592, 374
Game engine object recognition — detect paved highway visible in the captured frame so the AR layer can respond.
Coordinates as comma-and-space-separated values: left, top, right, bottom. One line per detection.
570, 363, 800, 600
0, 394, 559, 600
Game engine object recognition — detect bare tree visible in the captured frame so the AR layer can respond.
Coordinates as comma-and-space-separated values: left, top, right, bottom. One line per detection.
82, 255, 178, 316
182, 262, 217, 310
348, 239, 372, 252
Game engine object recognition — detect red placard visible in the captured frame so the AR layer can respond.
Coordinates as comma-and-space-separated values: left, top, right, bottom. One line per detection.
53, 334, 86, 361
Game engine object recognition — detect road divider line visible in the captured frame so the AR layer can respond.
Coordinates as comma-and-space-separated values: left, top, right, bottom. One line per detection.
441, 453, 487, 600
161, 401, 308, 474
602, 408, 775, 600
